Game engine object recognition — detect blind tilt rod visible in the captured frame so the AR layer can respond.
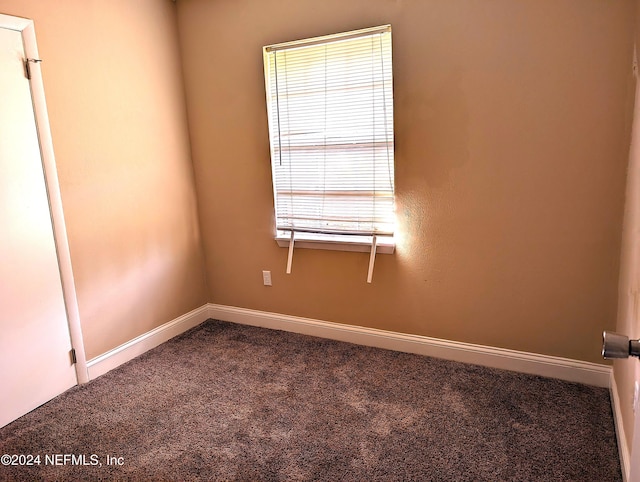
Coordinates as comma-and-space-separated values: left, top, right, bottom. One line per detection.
286, 230, 294, 274
367, 235, 377, 284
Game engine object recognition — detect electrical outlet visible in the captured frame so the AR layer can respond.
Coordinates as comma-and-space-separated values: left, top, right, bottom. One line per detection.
634, 381, 640, 414
262, 270, 272, 286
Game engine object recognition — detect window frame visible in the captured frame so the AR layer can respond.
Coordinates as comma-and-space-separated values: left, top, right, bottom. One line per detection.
263, 25, 397, 254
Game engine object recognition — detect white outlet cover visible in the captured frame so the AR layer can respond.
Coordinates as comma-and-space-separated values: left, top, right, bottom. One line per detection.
634, 381, 640, 414
262, 270, 272, 286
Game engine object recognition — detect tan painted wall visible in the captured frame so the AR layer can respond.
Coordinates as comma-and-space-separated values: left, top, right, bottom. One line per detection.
177, 0, 635, 364
614, 0, 640, 457
0, 0, 632, 368
0, 0, 208, 359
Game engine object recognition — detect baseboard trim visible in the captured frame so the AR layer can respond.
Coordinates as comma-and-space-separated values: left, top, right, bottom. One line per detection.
610, 374, 630, 481
86, 305, 210, 380
84, 302, 612, 389
207, 303, 611, 388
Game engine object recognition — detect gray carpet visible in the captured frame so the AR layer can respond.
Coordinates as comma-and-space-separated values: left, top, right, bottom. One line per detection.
0, 319, 621, 481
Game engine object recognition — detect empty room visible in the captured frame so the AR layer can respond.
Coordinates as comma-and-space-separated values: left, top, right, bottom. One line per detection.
1, 0, 640, 480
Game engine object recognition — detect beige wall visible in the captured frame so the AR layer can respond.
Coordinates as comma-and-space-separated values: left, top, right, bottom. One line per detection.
0, 0, 208, 359
614, 0, 640, 458
177, 0, 635, 364
0, 0, 633, 369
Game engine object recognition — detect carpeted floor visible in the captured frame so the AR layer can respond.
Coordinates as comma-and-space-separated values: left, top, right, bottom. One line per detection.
0, 319, 621, 481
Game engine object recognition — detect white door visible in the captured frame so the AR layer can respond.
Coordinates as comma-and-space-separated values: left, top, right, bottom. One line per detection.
0, 24, 77, 428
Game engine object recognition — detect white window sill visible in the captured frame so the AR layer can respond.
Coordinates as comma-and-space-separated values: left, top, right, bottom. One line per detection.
275, 232, 395, 254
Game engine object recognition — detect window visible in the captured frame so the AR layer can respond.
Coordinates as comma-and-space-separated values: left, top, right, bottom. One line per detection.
263, 25, 395, 281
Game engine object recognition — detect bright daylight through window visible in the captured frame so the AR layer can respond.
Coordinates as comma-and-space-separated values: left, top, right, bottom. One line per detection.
263, 25, 396, 281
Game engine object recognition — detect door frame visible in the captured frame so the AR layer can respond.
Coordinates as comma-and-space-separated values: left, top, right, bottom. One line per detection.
0, 13, 88, 383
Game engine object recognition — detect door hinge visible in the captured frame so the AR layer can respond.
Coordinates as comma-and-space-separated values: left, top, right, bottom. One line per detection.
24, 58, 42, 80
70, 348, 77, 365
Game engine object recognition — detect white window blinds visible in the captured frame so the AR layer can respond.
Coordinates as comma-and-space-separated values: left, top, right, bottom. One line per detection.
263, 25, 395, 238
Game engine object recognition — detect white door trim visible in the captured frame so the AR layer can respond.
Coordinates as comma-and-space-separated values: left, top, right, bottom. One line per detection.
611, 374, 631, 481
0, 13, 88, 383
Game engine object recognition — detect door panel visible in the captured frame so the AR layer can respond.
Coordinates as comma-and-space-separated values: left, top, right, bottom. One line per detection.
0, 25, 76, 428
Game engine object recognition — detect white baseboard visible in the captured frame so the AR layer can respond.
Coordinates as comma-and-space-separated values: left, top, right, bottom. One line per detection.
86, 305, 210, 380
611, 374, 631, 481
208, 303, 611, 388
85, 302, 612, 388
